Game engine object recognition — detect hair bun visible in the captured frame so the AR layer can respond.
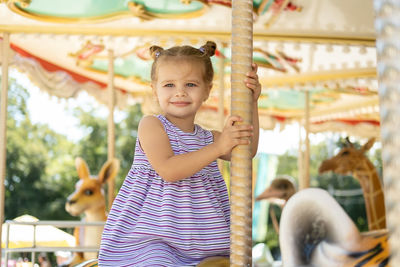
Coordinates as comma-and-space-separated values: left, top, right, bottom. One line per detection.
149, 45, 164, 59
200, 41, 217, 57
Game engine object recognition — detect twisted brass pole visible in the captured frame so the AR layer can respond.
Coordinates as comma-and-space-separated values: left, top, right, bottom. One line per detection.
107, 49, 116, 210
230, 0, 253, 265
374, 0, 400, 265
0, 32, 10, 263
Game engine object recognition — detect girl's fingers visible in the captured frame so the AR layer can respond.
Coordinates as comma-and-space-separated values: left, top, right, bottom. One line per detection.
246, 72, 258, 80
237, 138, 251, 145
246, 76, 258, 83
246, 81, 257, 90
252, 63, 258, 72
236, 124, 253, 130
230, 128, 253, 138
226, 115, 243, 126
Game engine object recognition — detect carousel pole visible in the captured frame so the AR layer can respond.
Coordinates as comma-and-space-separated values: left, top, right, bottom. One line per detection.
374, 1, 400, 265
218, 48, 225, 130
0, 32, 10, 264
297, 123, 303, 187
107, 49, 116, 210
217, 47, 227, 186
302, 90, 310, 189
230, 0, 253, 266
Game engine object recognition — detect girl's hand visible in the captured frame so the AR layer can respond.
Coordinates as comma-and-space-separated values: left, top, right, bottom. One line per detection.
214, 115, 253, 157
245, 63, 262, 102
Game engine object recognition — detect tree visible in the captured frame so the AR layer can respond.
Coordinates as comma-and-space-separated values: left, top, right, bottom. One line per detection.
3, 74, 143, 265
3, 71, 144, 221
4, 77, 77, 220
73, 103, 142, 191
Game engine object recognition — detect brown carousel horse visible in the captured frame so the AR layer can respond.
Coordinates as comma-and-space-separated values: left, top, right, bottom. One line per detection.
63, 157, 119, 267
319, 137, 386, 231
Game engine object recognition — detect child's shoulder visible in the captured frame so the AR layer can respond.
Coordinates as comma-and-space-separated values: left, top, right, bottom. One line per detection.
138, 115, 163, 131
139, 114, 160, 123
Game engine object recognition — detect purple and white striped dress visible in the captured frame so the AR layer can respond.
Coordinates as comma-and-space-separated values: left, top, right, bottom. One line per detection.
98, 115, 230, 267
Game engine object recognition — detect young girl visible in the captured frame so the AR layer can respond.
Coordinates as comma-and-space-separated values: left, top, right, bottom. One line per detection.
98, 41, 261, 266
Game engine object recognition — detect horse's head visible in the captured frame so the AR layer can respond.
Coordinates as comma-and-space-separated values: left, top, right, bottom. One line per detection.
318, 137, 375, 176
65, 157, 119, 218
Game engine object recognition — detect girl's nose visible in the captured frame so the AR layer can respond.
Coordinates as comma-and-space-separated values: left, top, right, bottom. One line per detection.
175, 87, 187, 97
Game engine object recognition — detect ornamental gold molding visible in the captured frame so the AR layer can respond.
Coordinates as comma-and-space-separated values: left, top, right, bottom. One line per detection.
0, 25, 377, 46
127, 2, 153, 21
260, 68, 377, 87
6, 1, 208, 23
7, 0, 30, 8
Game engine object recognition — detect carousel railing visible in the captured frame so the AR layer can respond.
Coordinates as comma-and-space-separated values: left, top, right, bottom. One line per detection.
2, 220, 105, 267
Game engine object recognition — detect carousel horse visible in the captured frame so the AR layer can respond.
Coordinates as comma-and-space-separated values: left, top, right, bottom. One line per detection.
279, 188, 389, 267
319, 137, 386, 231
63, 157, 120, 267
255, 175, 297, 206
255, 175, 297, 233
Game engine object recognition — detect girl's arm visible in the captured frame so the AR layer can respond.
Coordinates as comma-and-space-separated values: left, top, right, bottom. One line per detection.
214, 63, 261, 160
245, 63, 261, 157
251, 99, 260, 157
138, 115, 252, 182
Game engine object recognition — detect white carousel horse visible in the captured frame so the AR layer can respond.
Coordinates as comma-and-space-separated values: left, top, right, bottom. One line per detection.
279, 188, 389, 267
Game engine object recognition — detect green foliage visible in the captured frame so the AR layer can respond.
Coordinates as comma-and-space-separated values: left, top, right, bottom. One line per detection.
315, 173, 368, 232
3, 74, 143, 222
309, 142, 329, 179
276, 152, 298, 179
1, 74, 144, 266
73, 103, 142, 191
5, 77, 77, 221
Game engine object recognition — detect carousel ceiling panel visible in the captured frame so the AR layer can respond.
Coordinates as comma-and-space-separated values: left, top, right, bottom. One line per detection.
1, 0, 375, 40
0, 1, 381, 137
8, 0, 208, 21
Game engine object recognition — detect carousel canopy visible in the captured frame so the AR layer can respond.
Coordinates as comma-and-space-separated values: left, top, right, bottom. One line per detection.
0, 0, 379, 138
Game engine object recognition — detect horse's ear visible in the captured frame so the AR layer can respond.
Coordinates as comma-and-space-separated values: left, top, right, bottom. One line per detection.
345, 137, 354, 148
98, 158, 120, 185
75, 157, 90, 180
361, 138, 375, 153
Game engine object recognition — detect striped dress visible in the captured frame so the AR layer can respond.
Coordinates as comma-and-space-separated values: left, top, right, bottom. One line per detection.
98, 115, 230, 267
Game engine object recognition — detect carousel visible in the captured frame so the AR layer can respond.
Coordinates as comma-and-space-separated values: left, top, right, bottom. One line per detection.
0, 0, 398, 266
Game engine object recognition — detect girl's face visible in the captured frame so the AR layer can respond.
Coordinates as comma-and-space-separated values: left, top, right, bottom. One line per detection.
152, 58, 212, 121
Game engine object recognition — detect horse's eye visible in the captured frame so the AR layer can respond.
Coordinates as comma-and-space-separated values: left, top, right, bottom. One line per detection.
341, 151, 349, 156
84, 189, 93, 196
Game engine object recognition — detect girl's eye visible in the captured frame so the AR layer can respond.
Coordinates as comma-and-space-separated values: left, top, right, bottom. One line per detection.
164, 83, 174, 87
187, 83, 197, 87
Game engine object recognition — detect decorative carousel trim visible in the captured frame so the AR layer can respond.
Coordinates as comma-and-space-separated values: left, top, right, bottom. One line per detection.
309, 120, 380, 138
6, 1, 208, 23
263, 0, 290, 29
69, 41, 152, 85
11, 51, 133, 109
0, 25, 377, 46
260, 68, 377, 87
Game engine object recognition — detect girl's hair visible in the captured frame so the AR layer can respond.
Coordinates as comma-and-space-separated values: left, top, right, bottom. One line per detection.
149, 41, 217, 84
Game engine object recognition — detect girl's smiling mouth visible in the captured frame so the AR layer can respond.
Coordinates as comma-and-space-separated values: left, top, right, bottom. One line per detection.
170, 101, 191, 106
